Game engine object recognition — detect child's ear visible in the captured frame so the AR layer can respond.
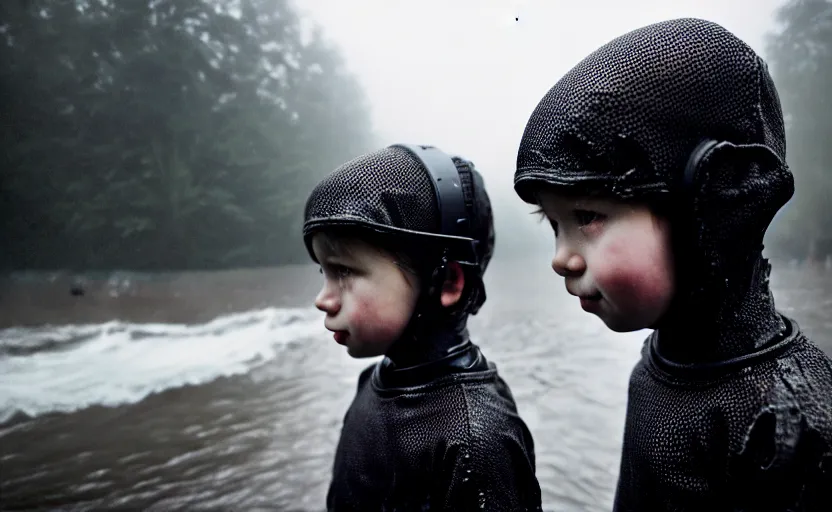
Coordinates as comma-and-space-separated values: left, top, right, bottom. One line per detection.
440, 261, 465, 307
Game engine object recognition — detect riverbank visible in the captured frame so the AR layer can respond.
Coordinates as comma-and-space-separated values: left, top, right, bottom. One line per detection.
0, 265, 322, 328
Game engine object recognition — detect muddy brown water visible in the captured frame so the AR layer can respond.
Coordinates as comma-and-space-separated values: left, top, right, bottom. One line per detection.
1, 258, 830, 511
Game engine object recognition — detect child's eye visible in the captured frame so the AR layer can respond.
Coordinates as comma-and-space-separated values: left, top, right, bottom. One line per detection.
531, 206, 559, 236
574, 209, 603, 226
330, 264, 353, 278
320, 264, 353, 279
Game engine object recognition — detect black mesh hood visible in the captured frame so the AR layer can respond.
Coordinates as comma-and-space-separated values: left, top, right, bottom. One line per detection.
304, 146, 440, 244
515, 18, 797, 363
515, 17, 788, 204
304, 145, 495, 295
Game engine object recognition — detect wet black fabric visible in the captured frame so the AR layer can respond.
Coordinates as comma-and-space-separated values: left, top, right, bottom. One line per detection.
325, 340, 542, 512
513, 18, 832, 511
615, 318, 832, 511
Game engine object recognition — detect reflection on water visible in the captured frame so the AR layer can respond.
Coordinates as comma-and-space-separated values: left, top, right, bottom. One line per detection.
1, 261, 830, 511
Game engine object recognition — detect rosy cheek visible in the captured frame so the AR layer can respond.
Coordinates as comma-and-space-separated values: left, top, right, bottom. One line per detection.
593, 235, 673, 309
348, 293, 405, 342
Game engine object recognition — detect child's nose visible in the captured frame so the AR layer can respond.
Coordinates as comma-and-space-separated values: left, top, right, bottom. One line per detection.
314, 284, 340, 314
551, 246, 586, 277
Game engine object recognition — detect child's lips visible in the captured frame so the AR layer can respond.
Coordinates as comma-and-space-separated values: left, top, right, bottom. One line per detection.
579, 292, 603, 311
333, 331, 349, 345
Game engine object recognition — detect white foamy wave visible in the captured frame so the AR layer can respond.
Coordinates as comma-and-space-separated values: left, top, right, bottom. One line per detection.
0, 308, 325, 424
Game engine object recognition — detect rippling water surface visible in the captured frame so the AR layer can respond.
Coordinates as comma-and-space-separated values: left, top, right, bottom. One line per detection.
2, 260, 830, 511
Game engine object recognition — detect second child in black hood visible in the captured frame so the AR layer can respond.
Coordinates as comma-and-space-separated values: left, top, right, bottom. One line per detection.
514, 17, 832, 512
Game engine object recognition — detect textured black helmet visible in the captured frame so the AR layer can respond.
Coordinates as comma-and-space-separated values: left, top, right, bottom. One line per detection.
304, 144, 495, 314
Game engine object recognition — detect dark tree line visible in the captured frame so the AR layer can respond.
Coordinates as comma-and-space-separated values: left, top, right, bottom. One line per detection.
765, 0, 832, 263
0, 0, 376, 271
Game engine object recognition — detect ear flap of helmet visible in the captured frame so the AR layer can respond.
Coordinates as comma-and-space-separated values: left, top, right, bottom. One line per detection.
392, 144, 492, 315
683, 139, 721, 197
391, 144, 480, 267
677, 138, 794, 306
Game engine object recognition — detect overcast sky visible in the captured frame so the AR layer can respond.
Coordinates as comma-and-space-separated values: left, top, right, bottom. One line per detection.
292, 0, 786, 233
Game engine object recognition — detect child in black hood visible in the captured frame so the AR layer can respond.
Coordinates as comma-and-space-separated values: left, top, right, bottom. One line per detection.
305, 144, 542, 511
514, 18, 832, 511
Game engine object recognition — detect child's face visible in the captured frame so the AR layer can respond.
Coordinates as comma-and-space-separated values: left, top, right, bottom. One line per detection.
312, 233, 420, 358
536, 190, 675, 332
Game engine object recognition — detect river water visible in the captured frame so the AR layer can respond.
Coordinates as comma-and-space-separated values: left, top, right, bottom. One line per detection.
1, 259, 830, 511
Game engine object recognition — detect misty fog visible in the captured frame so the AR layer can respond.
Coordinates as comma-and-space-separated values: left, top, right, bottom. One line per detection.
296, 0, 790, 261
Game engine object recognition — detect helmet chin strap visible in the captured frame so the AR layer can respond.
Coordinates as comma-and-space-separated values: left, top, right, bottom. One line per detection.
385, 249, 470, 368
410, 248, 452, 333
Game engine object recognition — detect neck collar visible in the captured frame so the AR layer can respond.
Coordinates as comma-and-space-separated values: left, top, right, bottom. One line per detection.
655, 256, 787, 364
385, 314, 470, 369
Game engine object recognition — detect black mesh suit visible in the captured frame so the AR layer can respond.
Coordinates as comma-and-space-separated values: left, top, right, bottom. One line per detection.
324, 345, 540, 511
